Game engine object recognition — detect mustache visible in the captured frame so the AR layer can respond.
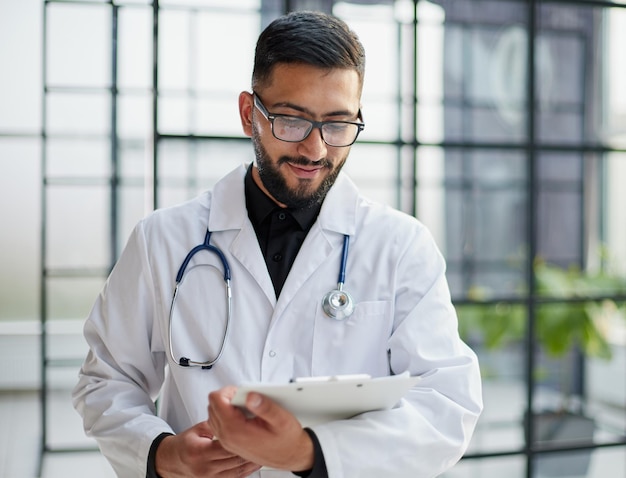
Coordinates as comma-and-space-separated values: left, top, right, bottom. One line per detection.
278, 156, 333, 169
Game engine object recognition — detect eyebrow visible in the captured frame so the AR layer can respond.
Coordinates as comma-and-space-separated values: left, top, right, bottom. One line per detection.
269, 100, 356, 119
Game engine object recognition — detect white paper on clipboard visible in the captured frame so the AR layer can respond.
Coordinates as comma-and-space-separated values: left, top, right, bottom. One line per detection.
231, 371, 423, 428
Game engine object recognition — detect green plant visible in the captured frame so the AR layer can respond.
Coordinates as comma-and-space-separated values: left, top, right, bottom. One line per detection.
457, 258, 626, 362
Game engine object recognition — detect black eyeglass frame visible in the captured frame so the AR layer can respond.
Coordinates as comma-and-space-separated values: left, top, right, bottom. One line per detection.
252, 92, 365, 147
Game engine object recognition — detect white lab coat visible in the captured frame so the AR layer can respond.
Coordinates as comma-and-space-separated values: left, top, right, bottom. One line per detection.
73, 164, 482, 478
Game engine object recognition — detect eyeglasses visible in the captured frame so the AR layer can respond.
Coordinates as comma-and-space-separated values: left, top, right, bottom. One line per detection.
253, 93, 365, 147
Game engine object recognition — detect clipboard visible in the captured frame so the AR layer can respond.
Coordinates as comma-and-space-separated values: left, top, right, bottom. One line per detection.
231, 371, 422, 427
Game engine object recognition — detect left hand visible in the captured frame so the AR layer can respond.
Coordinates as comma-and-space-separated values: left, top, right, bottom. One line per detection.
207, 386, 314, 472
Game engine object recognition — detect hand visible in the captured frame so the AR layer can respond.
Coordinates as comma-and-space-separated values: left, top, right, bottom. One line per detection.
155, 421, 262, 478
208, 386, 314, 472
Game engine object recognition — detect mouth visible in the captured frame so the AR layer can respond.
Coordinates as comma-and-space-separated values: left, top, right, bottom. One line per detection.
286, 162, 326, 179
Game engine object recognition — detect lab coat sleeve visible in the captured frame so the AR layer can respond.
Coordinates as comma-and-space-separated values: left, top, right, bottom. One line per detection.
310, 225, 483, 478
72, 221, 172, 477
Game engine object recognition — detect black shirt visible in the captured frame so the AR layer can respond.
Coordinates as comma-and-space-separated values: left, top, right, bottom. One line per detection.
244, 165, 322, 297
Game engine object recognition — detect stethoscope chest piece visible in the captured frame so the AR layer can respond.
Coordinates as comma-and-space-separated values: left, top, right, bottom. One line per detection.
322, 286, 354, 320
321, 234, 354, 320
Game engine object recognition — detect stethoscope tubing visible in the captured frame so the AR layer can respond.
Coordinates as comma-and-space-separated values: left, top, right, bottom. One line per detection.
168, 230, 232, 369
337, 233, 349, 286
168, 230, 353, 369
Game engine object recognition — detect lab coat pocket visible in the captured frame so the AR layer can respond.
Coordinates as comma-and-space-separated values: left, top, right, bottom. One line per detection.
312, 300, 392, 377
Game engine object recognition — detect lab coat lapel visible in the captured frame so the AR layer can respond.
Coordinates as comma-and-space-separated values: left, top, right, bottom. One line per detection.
272, 173, 359, 319
272, 225, 333, 320
230, 225, 277, 306
208, 164, 277, 306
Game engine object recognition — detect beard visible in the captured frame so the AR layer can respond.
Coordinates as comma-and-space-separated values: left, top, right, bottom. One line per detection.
251, 127, 348, 209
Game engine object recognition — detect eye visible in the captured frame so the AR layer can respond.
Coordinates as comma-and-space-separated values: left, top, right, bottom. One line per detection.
278, 116, 308, 129
325, 122, 350, 133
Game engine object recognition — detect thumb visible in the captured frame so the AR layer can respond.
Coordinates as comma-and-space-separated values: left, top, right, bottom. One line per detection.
246, 392, 286, 426
194, 419, 216, 440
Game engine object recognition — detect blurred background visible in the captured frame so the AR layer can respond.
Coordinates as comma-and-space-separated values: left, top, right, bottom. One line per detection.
0, 0, 625, 476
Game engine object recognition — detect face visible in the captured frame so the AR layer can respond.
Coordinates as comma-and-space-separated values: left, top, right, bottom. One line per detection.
239, 63, 362, 209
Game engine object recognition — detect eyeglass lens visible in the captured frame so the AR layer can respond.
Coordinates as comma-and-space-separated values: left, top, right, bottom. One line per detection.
272, 116, 361, 146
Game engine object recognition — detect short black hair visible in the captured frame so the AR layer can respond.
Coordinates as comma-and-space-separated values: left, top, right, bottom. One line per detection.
252, 11, 365, 91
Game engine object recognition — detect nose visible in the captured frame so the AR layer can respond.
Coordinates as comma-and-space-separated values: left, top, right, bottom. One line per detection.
296, 126, 328, 161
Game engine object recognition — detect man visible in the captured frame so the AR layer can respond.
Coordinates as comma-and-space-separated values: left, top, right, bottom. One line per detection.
73, 11, 482, 478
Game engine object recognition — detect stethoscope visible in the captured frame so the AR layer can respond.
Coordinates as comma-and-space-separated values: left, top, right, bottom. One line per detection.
168, 230, 354, 369
321, 234, 355, 320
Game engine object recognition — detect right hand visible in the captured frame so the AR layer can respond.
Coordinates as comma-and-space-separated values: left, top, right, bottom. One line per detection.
155, 421, 262, 478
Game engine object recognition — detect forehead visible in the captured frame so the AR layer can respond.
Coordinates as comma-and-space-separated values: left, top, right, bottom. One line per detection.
261, 63, 361, 112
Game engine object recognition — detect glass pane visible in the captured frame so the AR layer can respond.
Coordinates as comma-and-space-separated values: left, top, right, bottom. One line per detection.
536, 153, 583, 266
360, 100, 399, 143
158, 10, 190, 91
118, 6, 152, 90
585, 443, 626, 477
46, 186, 110, 269
157, 9, 260, 135
586, 349, 626, 444
158, 94, 189, 134
535, 4, 592, 146
0, 138, 41, 321
536, 189, 582, 263
444, 149, 527, 297
46, 277, 106, 322
604, 9, 626, 149
605, 152, 626, 273
468, 350, 527, 453
194, 94, 244, 136
532, 448, 588, 478
47, 3, 111, 87
118, 93, 152, 139
47, 139, 110, 178
120, 137, 149, 182
416, 145, 446, 243
157, 138, 251, 208
161, 0, 258, 7
0, 0, 42, 131
433, 0, 529, 144
335, 3, 399, 142
193, 140, 255, 184
348, 12, 397, 99
442, 455, 526, 478
158, 139, 192, 182
343, 143, 399, 208
118, 185, 147, 256
157, 187, 192, 210
195, 12, 256, 92
47, 91, 111, 135
45, 386, 98, 449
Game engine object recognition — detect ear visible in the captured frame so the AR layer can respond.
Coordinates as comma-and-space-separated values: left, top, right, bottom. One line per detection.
238, 91, 254, 138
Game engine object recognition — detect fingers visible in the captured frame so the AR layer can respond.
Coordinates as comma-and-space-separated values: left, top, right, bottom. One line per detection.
208, 388, 248, 441
155, 421, 261, 477
206, 387, 314, 471
208, 449, 262, 477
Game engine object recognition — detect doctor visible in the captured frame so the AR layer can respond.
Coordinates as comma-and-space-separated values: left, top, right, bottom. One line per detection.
73, 10, 482, 478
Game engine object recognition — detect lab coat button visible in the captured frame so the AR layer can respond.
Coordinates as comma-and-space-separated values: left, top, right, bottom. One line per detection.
269, 350, 277, 357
